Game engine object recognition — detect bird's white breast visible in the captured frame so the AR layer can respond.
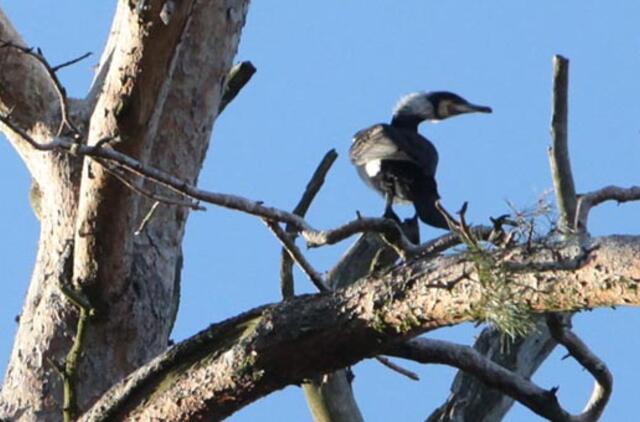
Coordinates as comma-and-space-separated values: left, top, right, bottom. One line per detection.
364, 159, 381, 177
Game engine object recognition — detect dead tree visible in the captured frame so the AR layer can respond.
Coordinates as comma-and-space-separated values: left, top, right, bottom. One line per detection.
0, 3, 638, 421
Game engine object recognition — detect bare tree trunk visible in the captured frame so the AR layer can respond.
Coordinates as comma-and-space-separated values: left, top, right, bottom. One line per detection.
0, 2, 250, 419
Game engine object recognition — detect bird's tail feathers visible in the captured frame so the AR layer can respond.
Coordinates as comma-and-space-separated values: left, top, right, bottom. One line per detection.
411, 179, 449, 229
414, 197, 448, 229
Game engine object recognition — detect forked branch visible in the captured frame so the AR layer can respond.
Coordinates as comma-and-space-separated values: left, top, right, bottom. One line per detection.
0, 41, 88, 137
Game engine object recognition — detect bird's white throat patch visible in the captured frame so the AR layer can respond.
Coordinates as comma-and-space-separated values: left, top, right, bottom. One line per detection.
364, 159, 381, 177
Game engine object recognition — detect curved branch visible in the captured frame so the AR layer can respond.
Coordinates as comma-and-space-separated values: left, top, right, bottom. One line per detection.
546, 314, 613, 422
0, 42, 84, 137
79, 235, 640, 421
426, 319, 557, 422
575, 185, 640, 232
388, 338, 572, 421
0, 9, 61, 177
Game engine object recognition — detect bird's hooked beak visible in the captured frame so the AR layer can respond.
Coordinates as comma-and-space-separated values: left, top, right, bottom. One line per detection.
450, 101, 493, 116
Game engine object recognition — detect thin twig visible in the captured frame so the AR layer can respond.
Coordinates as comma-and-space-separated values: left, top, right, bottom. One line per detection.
135, 202, 160, 236
98, 158, 204, 210
548, 54, 577, 232
281, 149, 338, 298
375, 356, 419, 381
303, 217, 418, 253
291, 150, 338, 219
57, 284, 95, 422
0, 41, 80, 137
413, 225, 495, 258
264, 219, 329, 292
51, 51, 93, 72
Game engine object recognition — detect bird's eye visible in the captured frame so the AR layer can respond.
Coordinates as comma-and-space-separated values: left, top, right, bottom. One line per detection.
438, 100, 452, 119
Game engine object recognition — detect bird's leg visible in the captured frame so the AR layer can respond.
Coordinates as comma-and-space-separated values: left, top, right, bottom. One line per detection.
401, 214, 420, 244
383, 192, 400, 223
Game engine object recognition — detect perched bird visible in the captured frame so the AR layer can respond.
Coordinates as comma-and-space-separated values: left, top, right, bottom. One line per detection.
350, 91, 491, 229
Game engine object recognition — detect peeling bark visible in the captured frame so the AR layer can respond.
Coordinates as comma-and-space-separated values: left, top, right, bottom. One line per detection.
81, 235, 640, 421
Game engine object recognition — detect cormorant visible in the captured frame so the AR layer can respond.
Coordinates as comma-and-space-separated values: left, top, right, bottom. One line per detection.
350, 91, 491, 229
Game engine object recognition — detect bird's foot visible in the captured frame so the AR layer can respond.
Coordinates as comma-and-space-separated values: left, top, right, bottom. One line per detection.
383, 207, 401, 223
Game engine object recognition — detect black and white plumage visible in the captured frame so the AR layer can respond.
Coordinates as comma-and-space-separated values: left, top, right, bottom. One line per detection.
350, 91, 491, 229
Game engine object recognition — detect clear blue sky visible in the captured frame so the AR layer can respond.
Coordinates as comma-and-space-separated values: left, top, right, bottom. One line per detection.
1, 2, 639, 420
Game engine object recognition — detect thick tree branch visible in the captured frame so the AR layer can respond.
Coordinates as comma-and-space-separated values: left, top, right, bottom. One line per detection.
548, 54, 577, 231
73, 0, 198, 297
425, 53, 580, 422
86, 1, 125, 110
80, 235, 640, 420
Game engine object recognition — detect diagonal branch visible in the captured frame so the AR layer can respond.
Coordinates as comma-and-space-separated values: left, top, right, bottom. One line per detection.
264, 219, 329, 292
375, 356, 419, 381
0, 113, 421, 256
97, 158, 204, 211
78, 234, 640, 421
281, 149, 338, 297
52, 52, 93, 72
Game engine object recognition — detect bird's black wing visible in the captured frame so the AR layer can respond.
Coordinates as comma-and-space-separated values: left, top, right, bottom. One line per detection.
350, 124, 411, 165
350, 124, 438, 177
386, 126, 439, 177
350, 124, 447, 229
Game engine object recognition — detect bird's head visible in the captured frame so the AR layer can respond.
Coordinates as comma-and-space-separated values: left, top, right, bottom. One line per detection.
391, 91, 492, 128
